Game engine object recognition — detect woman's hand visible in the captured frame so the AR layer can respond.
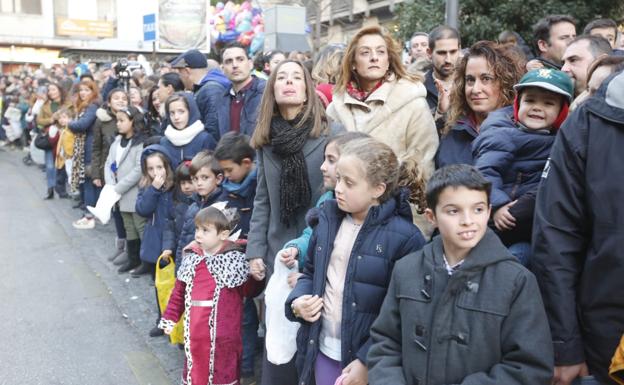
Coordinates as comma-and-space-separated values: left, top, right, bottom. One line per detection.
279, 247, 299, 268
287, 272, 303, 288
341, 359, 368, 385
493, 200, 517, 231
292, 295, 323, 322
249, 258, 266, 281
93, 179, 103, 187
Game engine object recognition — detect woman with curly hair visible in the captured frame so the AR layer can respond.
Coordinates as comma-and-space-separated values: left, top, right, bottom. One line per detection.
436, 41, 525, 168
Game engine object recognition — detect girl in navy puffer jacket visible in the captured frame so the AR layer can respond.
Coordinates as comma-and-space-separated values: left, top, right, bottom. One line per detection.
285, 138, 426, 385
134, 144, 176, 337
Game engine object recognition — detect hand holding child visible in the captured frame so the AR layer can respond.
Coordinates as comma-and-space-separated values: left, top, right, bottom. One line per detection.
341, 359, 368, 385
279, 247, 299, 268
249, 258, 266, 281
493, 200, 517, 231
292, 295, 323, 322
93, 179, 103, 187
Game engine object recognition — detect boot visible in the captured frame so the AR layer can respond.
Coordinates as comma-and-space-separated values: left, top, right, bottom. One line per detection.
112, 250, 128, 265
130, 262, 153, 278
118, 239, 141, 273
107, 238, 126, 261
43, 188, 53, 200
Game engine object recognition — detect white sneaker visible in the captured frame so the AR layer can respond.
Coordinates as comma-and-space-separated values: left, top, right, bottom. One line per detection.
72, 216, 95, 229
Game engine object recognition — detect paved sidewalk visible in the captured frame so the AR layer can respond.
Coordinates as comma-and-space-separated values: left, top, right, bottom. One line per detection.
1, 148, 184, 385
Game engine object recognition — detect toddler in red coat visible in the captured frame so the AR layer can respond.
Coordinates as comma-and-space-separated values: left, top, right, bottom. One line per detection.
159, 203, 264, 385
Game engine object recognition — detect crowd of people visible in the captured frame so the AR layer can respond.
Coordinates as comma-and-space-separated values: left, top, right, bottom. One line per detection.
2, 12, 624, 385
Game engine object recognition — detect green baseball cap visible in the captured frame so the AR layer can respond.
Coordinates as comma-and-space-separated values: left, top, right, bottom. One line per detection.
514, 68, 574, 102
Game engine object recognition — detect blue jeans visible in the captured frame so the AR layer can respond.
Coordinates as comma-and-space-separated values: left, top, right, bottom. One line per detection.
572, 376, 603, 385
44, 150, 56, 189
241, 298, 259, 374
508, 242, 531, 266
80, 177, 101, 217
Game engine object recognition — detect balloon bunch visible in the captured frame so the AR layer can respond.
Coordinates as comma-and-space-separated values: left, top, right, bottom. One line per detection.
210, 1, 265, 54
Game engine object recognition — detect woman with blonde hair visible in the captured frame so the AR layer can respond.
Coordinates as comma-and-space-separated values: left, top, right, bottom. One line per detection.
247, 59, 333, 385
326, 25, 438, 235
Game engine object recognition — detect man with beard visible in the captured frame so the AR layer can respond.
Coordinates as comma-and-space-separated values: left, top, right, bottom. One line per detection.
423, 25, 461, 131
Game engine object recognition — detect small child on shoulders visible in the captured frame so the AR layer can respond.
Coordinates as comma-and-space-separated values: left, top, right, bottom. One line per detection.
472, 68, 573, 264
368, 164, 553, 385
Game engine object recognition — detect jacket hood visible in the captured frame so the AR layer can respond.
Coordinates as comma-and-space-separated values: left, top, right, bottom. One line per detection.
479, 106, 514, 135
426, 229, 517, 271
200, 69, 232, 89
584, 70, 624, 124
141, 144, 176, 172
96, 107, 114, 122
165, 92, 202, 127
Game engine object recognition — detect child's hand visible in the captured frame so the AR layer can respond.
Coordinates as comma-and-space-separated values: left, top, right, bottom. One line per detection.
341, 359, 368, 385
279, 247, 299, 268
249, 258, 266, 281
292, 295, 323, 322
158, 319, 175, 335
93, 179, 103, 187
287, 272, 303, 288
493, 201, 517, 231
152, 171, 165, 189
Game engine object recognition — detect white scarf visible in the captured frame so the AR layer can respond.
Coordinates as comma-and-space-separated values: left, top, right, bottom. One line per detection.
164, 120, 205, 146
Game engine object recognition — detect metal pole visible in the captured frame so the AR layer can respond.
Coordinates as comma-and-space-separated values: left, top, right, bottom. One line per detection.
445, 0, 459, 29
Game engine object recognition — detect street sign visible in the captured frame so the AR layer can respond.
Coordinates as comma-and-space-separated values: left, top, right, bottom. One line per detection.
143, 14, 156, 42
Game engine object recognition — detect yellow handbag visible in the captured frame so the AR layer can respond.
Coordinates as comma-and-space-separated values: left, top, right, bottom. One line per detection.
155, 254, 185, 345
611, 334, 624, 384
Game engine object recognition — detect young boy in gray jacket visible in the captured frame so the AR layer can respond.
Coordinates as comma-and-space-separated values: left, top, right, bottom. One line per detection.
367, 164, 553, 385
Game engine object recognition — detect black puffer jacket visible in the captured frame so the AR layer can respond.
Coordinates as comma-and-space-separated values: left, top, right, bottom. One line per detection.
532, 70, 624, 384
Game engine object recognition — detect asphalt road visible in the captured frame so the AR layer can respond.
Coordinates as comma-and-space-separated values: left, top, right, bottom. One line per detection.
0, 148, 184, 385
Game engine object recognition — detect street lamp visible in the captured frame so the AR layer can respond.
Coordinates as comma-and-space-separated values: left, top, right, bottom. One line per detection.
445, 0, 459, 29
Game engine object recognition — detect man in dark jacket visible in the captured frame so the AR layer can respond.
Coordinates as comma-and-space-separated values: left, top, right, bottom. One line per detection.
170, 49, 231, 139
532, 69, 624, 385
423, 25, 461, 116
213, 42, 266, 142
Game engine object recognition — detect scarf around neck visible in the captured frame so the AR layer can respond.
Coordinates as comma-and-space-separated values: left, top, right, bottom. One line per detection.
164, 120, 205, 147
270, 113, 314, 225
346, 79, 385, 102
222, 167, 258, 198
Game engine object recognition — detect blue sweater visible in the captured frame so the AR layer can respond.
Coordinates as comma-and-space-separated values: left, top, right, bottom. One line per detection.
283, 190, 334, 269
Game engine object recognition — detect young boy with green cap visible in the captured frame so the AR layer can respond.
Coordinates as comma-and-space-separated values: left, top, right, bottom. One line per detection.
471, 68, 574, 264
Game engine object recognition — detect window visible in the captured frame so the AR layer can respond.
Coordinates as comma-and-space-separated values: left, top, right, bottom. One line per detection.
1, 0, 42, 14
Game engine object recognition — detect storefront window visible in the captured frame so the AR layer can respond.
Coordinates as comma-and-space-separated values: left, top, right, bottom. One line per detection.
1, 0, 41, 14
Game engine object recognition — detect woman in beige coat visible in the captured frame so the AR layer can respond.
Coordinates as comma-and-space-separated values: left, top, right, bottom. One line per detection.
326, 25, 438, 235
